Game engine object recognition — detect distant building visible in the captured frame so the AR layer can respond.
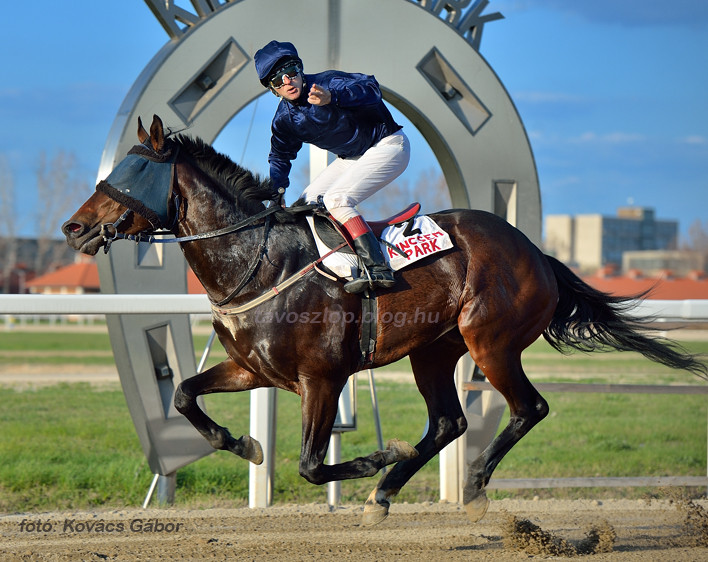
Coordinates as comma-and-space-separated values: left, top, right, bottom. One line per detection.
0, 237, 77, 293
622, 250, 705, 278
544, 207, 678, 273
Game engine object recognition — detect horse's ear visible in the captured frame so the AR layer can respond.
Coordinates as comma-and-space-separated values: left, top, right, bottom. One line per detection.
137, 117, 149, 143
149, 114, 165, 153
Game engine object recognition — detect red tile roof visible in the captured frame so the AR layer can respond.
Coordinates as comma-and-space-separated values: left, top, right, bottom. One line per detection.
582, 273, 708, 300
26, 262, 100, 291
187, 268, 206, 294
25, 261, 207, 294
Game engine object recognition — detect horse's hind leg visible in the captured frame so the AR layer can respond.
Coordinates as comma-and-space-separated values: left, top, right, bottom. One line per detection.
174, 360, 266, 464
461, 353, 548, 521
363, 337, 468, 526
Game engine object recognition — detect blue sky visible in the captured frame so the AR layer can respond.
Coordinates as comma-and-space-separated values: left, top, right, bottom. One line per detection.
1, 1, 706, 241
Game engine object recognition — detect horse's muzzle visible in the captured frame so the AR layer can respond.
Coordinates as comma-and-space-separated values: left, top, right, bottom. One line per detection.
62, 219, 103, 255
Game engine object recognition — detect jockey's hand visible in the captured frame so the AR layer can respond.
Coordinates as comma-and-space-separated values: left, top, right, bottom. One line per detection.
269, 186, 286, 207
308, 84, 331, 106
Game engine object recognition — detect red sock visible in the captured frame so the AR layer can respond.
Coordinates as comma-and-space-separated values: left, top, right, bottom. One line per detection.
341, 215, 369, 240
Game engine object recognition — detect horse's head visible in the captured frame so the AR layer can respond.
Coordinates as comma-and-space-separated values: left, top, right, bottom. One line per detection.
63, 115, 177, 255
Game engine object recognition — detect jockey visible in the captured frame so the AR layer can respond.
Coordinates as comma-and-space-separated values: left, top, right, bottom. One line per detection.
254, 40, 410, 294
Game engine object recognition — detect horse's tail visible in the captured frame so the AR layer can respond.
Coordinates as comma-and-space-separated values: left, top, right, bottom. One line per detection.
542, 254, 708, 380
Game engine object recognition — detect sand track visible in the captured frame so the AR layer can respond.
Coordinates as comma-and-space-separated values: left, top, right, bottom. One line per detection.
2, 498, 707, 561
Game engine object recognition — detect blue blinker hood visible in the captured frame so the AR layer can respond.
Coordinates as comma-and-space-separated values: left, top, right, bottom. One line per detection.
96, 142, 178, 229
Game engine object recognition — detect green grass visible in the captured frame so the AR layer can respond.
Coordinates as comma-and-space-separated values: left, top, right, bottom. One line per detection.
0, 330, 113, 352
0, 329, 706, 513
0, 380, 434, 513
0, 328, 415, 371
491, 392, 706, 497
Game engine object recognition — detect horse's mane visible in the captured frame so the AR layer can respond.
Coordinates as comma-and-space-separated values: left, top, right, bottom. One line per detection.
172, 133, 273, 215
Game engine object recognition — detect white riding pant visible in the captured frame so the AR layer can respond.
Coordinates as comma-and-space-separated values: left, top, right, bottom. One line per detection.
300, 131, 410, 224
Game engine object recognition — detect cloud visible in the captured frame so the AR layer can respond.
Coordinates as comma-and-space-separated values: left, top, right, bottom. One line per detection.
0, 88, 24, 99
494, 0, 708, 27
570, 132, 646, 144
564, 132, 707, 148
0, 83, 123, 121
545, 175, 582, 189
680, 135, 707, 145
512, 91, 587, 104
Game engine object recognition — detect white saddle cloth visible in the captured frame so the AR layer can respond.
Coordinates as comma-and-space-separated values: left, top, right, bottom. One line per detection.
306, 215, 453, 280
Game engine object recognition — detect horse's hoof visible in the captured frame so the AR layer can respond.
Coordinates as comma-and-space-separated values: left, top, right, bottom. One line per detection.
464, 491, 490, 522
386, 439, 418, 462
362, 497, 390, 526
237, 435, 263, 465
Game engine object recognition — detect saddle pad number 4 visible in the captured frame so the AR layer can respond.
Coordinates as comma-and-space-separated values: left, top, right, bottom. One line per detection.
381, 216, 453, 271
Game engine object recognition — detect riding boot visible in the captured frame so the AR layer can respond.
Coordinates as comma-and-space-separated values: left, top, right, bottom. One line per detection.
340, 216, 395, 294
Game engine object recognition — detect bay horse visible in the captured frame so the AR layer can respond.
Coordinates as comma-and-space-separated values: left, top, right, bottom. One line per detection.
63, 115, 706, 525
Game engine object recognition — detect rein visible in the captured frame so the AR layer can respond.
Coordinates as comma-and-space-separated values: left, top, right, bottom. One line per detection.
101, 198, 325, 308
100, 202, 283, 249
211, 240, 348, 316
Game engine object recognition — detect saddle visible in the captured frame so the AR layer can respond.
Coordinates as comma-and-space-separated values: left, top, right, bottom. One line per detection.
312, 202, 421, 254
309, 203, 420, 368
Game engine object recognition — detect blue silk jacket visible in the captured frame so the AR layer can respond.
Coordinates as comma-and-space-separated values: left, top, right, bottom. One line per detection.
268, 70, 402, 189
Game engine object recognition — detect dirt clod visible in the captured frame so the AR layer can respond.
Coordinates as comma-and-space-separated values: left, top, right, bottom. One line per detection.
503, 513, 617, 557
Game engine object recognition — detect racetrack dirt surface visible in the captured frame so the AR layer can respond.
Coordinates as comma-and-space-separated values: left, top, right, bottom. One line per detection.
2, 498, 707, 561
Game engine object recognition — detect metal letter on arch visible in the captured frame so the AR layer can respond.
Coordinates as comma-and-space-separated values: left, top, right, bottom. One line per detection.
97, 0, 540, 491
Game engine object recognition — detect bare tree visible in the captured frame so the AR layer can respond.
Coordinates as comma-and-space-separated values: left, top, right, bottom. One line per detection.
685, 219, 708, 252
34, 151, 91, 275
357, 167, 451, 218
411, 167, 452, 212
681, 219, 708, 271
287, 156, 451, 220
0, 155, 18, 293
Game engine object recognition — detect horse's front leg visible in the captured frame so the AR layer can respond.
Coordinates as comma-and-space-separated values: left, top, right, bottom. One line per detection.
297, 379, 418, 485
174, 359, 267, 464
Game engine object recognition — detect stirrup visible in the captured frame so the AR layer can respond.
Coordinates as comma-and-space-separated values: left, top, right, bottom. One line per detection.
344, 265, 395, 294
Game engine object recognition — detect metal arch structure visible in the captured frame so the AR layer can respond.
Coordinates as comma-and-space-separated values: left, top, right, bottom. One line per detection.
98, 0, 541, 505
102, 0, 540, 239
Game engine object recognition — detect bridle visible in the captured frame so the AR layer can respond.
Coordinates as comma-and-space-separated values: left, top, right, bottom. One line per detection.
99, 198, 282, 251
100, 197, 344, 311
100, 202, 282, 307
96, 141, 323, 308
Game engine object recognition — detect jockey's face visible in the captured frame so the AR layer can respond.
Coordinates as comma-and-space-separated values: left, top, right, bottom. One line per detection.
273, 71, 303, 101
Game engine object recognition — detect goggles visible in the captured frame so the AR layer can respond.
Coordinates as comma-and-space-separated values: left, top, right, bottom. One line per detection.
269, 63, 301, 89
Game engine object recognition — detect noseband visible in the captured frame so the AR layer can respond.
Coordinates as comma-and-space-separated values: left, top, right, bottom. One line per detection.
100, 208, 135, 254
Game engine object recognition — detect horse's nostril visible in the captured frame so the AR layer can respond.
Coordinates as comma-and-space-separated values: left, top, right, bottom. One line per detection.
62, 221, 84, 236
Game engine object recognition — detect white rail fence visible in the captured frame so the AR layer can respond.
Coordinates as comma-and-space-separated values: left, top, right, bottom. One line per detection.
464, 381, 708, 492
2, 294, 707, 320
2, 295, 707, 498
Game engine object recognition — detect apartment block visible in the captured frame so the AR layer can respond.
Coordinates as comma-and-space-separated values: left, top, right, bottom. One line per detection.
544, 207, 678, 272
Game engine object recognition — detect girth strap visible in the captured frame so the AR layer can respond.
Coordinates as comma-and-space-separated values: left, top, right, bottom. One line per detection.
360, 290, 377, 367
